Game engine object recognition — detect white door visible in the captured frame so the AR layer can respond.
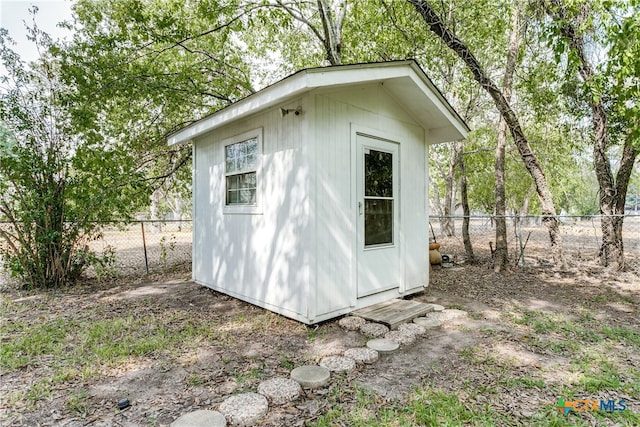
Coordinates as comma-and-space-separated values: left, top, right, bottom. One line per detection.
356, 133, 400, 298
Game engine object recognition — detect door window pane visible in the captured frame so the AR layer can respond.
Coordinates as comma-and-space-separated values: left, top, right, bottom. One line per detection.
365, 149, 393, 197
365, 199, 393, 246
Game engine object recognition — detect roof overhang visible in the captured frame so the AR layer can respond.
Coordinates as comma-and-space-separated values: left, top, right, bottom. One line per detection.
168, 60, 469, 146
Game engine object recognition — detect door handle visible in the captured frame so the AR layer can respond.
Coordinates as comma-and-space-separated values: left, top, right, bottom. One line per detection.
358, 202, 363, 215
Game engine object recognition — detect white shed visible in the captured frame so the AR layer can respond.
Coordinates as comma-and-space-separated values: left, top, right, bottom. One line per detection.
169, 60, 468, 324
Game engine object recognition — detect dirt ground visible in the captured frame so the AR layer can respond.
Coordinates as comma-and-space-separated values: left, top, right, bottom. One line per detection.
1, 259, 639, 426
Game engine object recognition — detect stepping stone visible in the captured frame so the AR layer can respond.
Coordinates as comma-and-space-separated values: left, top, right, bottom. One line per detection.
319, 355, 356, 372
397, 323, 426, 336
257, 377, 301, 405
339, 316, 366, 331
385, 330, 416, 345
171, 410, 226, 427
366, 338, 399, 353
431, 304, 445, 312
360, 322, 389, 337
290, 365, 330, 388
425, 309, 468, 323
218, 393, 268, 426
413, 317, 443, 329
344, 347, 379, 364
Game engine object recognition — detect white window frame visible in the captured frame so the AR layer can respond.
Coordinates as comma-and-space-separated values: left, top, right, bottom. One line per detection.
223, 128, 263, 215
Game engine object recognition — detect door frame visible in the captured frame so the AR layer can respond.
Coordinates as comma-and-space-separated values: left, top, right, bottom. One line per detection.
350, 124, 405, 306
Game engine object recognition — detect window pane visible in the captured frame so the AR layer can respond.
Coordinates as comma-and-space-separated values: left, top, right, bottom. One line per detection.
365, 149, 393, 197
243, 172, 256, 187
246, 138, 258, 155
239, 189, 256, 204
227, 175, 237, 189
226, 172, 256, 205
365, 199, 393, 246
226, 188, 238, 204
226, 138, 258, 174
226, 136, 258, 206
245, 152, 257, 170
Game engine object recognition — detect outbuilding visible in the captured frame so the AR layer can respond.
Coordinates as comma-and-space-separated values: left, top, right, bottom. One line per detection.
169, 60, 468, 324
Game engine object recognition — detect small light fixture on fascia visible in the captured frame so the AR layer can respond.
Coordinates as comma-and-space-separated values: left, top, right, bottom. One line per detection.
280, 106, 303, 117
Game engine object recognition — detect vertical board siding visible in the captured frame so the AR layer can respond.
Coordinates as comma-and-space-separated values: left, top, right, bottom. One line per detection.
193, 101, 310, 318
192, 82, 430, 323
313, 94, 353, 316
313, 84, 428, 318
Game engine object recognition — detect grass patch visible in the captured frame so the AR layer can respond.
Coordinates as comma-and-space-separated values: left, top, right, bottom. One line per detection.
503, 375, 546, 389
1, 314, 216, 373
510, 309, 639, 352
599, 326, 640, 346
312, 386, 503, 426
66, 390, 90, 416
0, 305, 229, 406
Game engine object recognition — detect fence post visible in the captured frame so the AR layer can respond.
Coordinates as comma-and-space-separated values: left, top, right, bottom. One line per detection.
141, 222, 149, 274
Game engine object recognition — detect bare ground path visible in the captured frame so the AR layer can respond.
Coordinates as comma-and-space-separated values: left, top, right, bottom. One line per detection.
1, 262, 638, 426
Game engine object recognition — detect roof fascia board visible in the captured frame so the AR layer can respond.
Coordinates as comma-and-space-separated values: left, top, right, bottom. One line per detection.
168, 60, 469, 145
168, 74, 311, 145
406, 62, 470, 139
169, 63, 417, 146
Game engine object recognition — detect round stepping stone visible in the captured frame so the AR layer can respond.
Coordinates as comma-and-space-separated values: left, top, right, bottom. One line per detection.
360, 322, 389, 337
338, 316, 366, 331
319, 355, 356, 372
218, 393, 268, 426
426, 309, 468, 323
344, 347, 379, 364
171, 410, 226, 427
290, 365, 330, 388
431, 304, 445, 312
257, 377, 301, 405
413, 317, 443, 328
366, 338, 399, 353
385, 330, 416, 345
398, 323, 426, 336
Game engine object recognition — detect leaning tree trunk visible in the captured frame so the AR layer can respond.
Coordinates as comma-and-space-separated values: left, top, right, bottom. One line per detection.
409, 0, 566, 268
543, 0, 639, 269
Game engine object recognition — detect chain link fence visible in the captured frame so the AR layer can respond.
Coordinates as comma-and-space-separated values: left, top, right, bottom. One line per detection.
2, 215, 639, 283
86, 220, 192, 278
0, 220, 192, 283
429, 214, 640, 272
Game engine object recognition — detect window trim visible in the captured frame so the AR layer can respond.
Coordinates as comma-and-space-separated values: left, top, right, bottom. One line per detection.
223, 128, 263, 215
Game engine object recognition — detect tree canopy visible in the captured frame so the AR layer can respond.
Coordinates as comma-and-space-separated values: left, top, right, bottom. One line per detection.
1, 0, 638, 282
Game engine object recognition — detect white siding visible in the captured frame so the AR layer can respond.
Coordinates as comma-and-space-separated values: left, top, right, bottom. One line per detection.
311, 93, 353, 317
311, 83, 428, 318
192, 82, 430, 323
193, 99, 311, 321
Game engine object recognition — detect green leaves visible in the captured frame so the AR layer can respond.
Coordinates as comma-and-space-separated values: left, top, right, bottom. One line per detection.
0, 19, 150, 288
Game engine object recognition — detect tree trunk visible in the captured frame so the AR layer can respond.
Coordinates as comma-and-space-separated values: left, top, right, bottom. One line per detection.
542, 0, 639, 269
316, 0, 346, 65
598, 141, 638, 268
457, 141, 475, 262
443, 143, 458, 237
409, 0, 566, 268
494, 116, 509, 271
494, 0, 524, 272
276, 0, 346, 65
